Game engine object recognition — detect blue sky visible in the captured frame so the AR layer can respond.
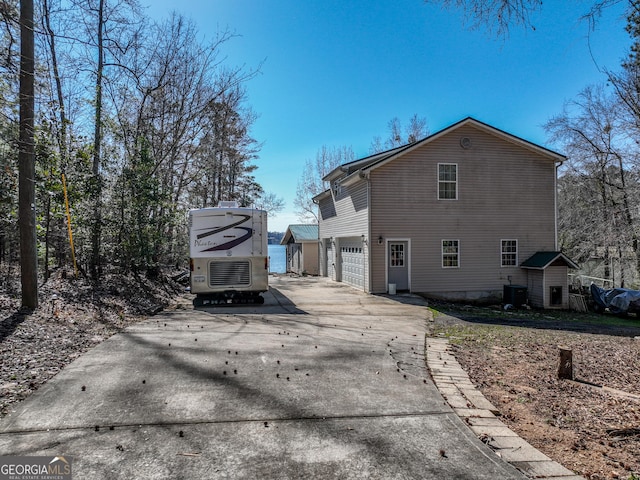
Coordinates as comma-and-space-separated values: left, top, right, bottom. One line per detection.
145, 0, 631, 232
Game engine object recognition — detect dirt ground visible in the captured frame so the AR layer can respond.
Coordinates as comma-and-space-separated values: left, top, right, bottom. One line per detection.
431, 302, 640, 480
0, 267, 185, 418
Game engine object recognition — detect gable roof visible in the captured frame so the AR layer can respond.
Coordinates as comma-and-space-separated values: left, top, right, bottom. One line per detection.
521, 251, 579, 270
280, 224, 319, 245
323, 117, 566, 183
323, 143, 415, 182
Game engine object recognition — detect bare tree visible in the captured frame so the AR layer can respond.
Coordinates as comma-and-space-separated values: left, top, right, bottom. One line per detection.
0, 0, 18, 69
40, 0, 68, 280
255, 192, 285, 214
428, 0, 636, 40
0, 0, 19, 268
3, 1, 271, 279
66, 0, 144, 277
294, 145, 354, 223
370, 114, 429, 153
19, 0, 37, 308
428, 0, 543, 35
387, 117, 403, 147
607, 2, 640, 137
546, 84, 640, 284
98, 13, 263, 269
369, 135, 384, 154
406, 113, 429, 143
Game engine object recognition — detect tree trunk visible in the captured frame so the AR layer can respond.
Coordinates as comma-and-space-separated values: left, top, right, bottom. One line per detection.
558, 346, 573, 380
44, 190, 51, 281
43, 0, 67, 161
615, 153, 640, 283
91, 0, 105, 279
19, 0, 38, 309
43, 0, 72, 276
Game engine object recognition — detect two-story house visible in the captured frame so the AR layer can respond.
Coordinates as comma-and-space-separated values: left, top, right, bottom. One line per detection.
313, 117, 577, 308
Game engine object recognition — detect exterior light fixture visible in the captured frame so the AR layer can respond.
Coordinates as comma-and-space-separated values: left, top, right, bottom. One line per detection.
378, 236, 383, 245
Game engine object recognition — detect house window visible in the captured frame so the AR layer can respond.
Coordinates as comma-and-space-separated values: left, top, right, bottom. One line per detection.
332, 180, 342, 198
390, 243, 404, 267
501, 240, 518, 267
438, 163, 457, 200
442, 240, 459, 268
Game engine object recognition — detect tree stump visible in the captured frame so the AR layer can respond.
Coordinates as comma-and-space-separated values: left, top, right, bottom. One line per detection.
558, 346, 573, 380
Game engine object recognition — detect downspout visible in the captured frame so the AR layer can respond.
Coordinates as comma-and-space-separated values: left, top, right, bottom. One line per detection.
554, 159, 564, 251
312, 196, 323, 277
363, 170, 371, 293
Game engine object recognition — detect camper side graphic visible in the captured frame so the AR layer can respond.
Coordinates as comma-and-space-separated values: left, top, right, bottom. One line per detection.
189, 203, 268, 306
192, 213, 253, 252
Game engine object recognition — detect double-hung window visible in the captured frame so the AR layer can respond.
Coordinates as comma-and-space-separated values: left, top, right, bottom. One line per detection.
442, 240, 460, 268
438, 163, 457, 200
501, 240, 518, 267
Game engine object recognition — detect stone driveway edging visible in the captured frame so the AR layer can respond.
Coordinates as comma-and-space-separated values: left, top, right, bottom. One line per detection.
426, 337, 586, 480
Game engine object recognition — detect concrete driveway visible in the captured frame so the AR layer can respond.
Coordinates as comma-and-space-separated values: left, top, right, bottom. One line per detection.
0, 275, 524, 479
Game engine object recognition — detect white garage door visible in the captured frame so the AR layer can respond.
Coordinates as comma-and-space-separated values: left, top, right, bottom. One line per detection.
340, 240, 364, 288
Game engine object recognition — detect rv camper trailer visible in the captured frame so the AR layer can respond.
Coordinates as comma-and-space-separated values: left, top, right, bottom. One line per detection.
189, 202, 268, 306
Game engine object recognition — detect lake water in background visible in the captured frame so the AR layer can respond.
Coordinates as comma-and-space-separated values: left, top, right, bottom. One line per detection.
268, 244, 286, 273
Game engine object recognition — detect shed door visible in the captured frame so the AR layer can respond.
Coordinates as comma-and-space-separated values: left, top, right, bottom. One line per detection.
292, 244, 302, 273
388, 241, 409, 291
340, 240, 364, 289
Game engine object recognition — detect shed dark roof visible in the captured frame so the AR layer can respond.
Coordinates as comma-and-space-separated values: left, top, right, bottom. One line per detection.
280, 224, 319, 245
521, 251, 579, 270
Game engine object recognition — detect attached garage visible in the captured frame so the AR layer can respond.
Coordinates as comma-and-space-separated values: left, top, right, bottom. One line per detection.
339, 238, 365, 289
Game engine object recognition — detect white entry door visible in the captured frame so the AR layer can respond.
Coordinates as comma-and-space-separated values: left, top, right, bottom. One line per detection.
387, 241, 409, 291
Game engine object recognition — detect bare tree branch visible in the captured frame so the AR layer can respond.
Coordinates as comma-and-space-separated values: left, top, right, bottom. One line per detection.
427, 0, 543, 35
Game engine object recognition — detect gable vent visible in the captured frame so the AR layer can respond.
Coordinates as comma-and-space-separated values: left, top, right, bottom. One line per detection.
460, 137, 472, 149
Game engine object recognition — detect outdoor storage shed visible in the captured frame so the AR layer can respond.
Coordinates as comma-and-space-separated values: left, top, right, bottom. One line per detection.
521, 252, 579, 309
281, 224, 319, 276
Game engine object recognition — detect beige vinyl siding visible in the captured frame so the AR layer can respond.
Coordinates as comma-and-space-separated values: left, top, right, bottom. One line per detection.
318, 196, 337, 221
319, 180, 369, 240
286, 243, 319, 276
545, 265, 569, 308
369, 124, 557, 298
527, 265, 569, 308
317, 180, 369, 289
527, 271, 544, 307
303, 242, 319, 276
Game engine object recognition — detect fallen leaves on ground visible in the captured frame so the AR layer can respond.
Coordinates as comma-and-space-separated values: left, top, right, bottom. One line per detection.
0, 267, 184, 417
433, 306, 640, 480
